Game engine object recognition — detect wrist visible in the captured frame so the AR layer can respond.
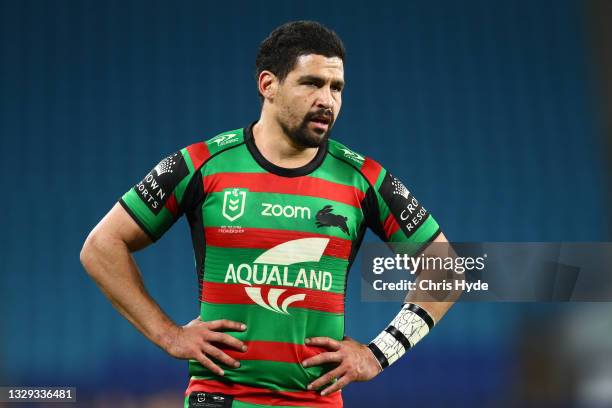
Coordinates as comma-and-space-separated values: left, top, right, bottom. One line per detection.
155, 322, 182, 353
367, 303, 435, 370
366, 343, 384, 373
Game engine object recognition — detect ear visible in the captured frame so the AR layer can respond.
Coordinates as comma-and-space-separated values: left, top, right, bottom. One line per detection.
258, 70, 278, 102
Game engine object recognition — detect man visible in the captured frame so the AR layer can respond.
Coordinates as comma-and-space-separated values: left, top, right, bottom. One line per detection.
80, 20, 456, 408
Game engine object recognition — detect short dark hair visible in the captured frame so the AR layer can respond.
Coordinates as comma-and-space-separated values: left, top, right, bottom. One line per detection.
255, 21, 346, 101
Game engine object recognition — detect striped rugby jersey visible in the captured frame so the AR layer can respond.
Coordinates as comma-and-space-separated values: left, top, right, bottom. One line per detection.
119, 122, 441, 408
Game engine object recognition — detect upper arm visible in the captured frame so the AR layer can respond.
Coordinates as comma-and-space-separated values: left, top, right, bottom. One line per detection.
91, 202, 154, 253
80, 202, 153, 274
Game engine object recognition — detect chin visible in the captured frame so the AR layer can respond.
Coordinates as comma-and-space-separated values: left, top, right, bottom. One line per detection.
288, 127, 329, 149
306, 131, 330, 148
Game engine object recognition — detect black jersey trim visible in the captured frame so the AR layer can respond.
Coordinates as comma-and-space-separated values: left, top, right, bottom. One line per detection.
118, 198, 158, 243
180, 170, 207, 302
342, 217, 367, 338
386, 222, 442, 268
362, 186, 387, 241
243, 121, 328, 178
187, 199, 207, 302
410, 223, 442, 258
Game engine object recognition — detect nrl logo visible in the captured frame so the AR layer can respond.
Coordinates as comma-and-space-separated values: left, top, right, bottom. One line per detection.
339, 147, 364, 163
222, 188, 247, 222
210, 133, 238, 146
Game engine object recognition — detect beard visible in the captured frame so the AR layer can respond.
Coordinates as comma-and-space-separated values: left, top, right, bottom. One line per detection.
279, 109, 334, 149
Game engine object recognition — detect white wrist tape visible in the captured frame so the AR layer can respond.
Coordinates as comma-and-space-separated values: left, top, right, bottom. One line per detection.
367, 303, 435, 370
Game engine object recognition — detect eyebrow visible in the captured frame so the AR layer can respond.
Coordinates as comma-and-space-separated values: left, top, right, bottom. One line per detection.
298, 75, 345, 89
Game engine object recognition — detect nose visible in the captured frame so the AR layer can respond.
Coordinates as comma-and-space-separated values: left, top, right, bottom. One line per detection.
316, 86, 334, 110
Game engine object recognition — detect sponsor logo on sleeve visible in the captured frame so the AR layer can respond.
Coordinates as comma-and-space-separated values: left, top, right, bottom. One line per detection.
391, 177, 410, 199
380, 173, 429, 235
134, 152, 189, 214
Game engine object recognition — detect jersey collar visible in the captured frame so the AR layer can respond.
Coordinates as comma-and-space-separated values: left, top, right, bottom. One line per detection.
244, 121, 328, 178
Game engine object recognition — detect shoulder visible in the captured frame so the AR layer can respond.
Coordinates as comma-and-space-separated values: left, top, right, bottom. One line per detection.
327, 138, 366, 166
180, 127, 246, 171
327, 138, 385, 187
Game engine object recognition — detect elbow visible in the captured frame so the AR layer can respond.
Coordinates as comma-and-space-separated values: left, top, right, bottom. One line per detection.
80, 226, 128, 278
80, 229, 102, 276
80, 232, 94, 274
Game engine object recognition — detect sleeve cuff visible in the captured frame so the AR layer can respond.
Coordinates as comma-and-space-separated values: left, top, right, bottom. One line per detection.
118, 198, 158, 243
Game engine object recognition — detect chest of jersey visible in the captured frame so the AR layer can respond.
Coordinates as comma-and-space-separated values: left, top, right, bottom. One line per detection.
200, 172, 364, 240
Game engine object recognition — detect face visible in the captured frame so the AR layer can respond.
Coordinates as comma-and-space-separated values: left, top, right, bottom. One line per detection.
266, 54, 344, 148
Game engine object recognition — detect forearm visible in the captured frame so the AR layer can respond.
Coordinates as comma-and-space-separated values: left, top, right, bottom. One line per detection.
405, 268, 461, 322
368, 233, 461, 370
405, 233, 462, 321
404, 299, 454, 323
80, 231, 178, 351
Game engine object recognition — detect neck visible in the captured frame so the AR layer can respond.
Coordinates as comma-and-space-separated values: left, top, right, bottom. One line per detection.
252, 115, 319, 169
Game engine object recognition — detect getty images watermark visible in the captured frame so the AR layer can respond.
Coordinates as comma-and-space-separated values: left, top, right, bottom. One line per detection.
371, 252, 488, 293
360, 242, 612, 302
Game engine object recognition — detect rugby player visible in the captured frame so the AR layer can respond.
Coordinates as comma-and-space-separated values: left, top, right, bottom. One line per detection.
80, 20, 457, 408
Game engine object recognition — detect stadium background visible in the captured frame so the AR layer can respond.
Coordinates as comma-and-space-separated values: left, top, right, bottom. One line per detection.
1, 0, 611, 406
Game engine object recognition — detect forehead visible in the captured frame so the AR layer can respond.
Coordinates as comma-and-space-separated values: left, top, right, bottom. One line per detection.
288, 54, 344, 80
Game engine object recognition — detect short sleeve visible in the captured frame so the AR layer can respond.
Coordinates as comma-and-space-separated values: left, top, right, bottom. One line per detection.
119, 146, 204, 241
361, 159, 441, 250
